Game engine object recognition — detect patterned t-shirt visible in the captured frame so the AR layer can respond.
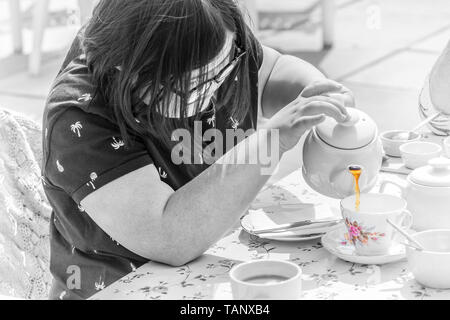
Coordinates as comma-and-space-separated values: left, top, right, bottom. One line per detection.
42, 34, 263, 300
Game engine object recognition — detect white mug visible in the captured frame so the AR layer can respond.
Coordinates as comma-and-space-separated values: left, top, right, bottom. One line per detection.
341, 193, 413, 256
229, 260, 302, 300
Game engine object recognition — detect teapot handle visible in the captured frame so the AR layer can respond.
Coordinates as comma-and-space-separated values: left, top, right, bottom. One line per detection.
379, 180, 406, 197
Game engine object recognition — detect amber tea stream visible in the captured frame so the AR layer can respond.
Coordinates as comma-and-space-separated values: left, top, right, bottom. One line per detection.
349, 165, 362, 211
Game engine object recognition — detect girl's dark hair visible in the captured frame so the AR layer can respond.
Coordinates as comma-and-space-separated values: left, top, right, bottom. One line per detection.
82, 0, 255, 145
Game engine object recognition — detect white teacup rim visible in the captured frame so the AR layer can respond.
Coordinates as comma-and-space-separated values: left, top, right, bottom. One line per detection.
399, 141, 442, 156
380, 130, 421, 142
229, 259, 302, 287
410, 229, 450, 255
341, 193, 408, 215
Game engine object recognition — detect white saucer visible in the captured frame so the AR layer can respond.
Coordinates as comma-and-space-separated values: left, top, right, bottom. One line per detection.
321, 225, 406, 265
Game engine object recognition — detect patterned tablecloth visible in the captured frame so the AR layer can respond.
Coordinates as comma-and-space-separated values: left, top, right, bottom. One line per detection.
90, 169, 450, 300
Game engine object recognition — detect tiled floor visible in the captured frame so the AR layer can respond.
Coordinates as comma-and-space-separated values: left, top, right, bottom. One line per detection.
0, 57, 61, 123
0, 0, 449, 134
0, 0, 81, 122
257, 0, 450, 138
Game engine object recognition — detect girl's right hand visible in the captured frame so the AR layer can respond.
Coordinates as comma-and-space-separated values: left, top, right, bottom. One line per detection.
263, 84, 349, 155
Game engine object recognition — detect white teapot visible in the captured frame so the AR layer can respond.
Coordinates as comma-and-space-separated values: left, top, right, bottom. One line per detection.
302, 108, 383, 199
380, 157, 450, 231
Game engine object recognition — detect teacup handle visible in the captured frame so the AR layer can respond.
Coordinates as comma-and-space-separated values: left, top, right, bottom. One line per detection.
379, 180, 406, 197
400, 210, 413, 230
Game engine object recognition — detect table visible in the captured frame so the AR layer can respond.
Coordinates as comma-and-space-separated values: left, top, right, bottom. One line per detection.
91, 168, 450, 300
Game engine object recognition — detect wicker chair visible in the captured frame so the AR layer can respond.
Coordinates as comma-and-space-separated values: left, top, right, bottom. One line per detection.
0, 108, 52, 300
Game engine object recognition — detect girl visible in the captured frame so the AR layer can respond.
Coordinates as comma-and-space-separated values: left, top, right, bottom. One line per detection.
43, 0, 354, 299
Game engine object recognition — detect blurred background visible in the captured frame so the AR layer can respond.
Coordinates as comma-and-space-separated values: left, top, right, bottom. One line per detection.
0, 0, 449, 131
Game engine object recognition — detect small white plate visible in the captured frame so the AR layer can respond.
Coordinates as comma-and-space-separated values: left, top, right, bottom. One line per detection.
241, 203, 342, 242
321, 225, 406, 265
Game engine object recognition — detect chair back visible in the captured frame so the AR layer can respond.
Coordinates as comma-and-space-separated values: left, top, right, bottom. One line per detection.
0, 108, 52, 300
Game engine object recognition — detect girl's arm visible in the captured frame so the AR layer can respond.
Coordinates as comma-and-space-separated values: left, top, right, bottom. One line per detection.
80, 87, 347, 267
258, 45, 354, 118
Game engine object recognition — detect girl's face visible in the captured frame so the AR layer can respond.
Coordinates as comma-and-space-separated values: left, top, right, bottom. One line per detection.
163, 30, 238, 118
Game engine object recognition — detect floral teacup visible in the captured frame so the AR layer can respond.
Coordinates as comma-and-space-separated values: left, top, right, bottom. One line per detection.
341, 193, 413, 256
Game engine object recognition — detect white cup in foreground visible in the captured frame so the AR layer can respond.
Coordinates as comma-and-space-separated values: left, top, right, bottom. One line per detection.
341, 193, 413, 256
229, 260, 302, 300
400, 141, 442, 169
407, 229, 450, 289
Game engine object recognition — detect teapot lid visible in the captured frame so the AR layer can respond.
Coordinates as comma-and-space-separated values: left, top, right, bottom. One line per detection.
315, 108, 377, 149
410, 157, 450, 187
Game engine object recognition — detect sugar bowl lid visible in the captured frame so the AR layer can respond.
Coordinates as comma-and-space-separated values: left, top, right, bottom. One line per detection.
410, 157, 450, 187
315, 108, 377, 149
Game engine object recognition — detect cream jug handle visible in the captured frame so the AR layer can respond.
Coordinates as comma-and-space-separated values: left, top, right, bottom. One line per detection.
400, 209, 413, 230
379, 180, 406, 197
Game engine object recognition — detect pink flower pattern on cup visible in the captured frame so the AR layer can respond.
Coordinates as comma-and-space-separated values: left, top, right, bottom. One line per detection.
344, 218, 386, 245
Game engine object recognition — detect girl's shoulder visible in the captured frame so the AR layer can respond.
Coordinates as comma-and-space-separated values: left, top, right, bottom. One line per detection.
49, 54, 93, 103
45, 54, 116, 129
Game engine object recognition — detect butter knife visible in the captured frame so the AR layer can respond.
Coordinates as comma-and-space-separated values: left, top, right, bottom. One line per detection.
248, 219, 343, 235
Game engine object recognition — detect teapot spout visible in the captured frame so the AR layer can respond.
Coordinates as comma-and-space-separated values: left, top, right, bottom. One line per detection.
348, 164, 362, 171
329, 166, 364, 199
